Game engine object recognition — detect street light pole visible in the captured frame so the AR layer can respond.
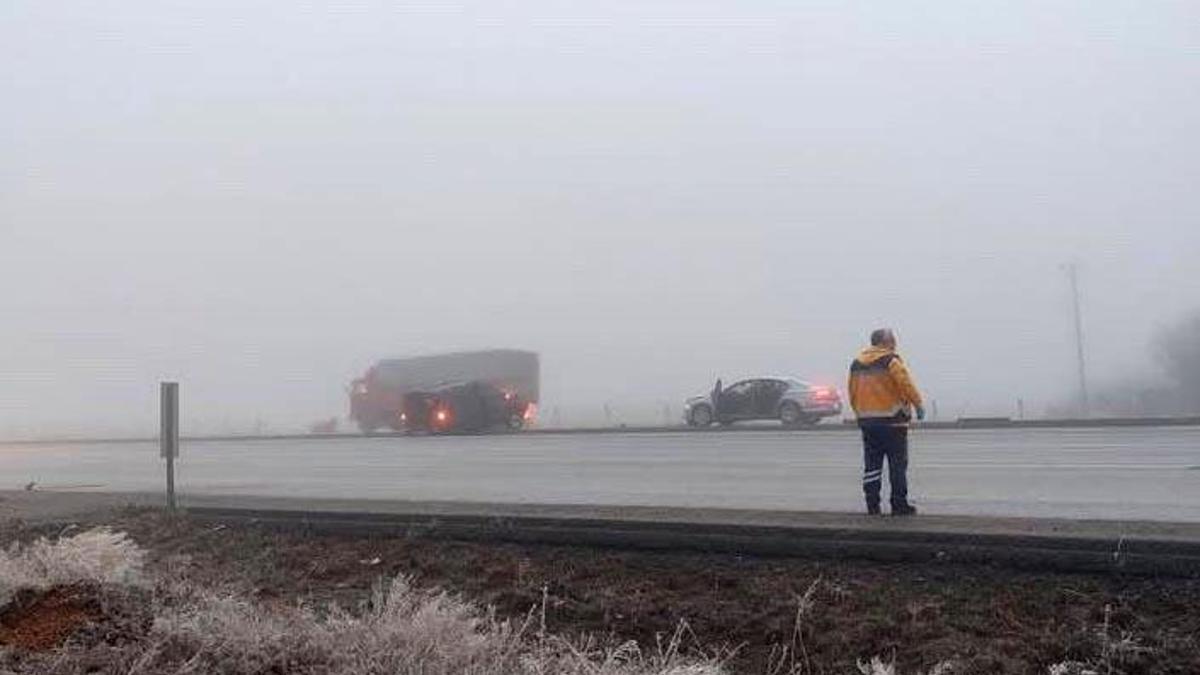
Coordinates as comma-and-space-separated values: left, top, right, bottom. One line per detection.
1065, 263, 1089, 417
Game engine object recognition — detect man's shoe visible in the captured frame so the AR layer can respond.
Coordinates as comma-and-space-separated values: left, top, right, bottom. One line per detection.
866, 504, 881, 516
891, 503, 918, 516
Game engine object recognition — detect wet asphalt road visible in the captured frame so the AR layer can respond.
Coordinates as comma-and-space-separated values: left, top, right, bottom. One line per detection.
2, 427, 1198, 521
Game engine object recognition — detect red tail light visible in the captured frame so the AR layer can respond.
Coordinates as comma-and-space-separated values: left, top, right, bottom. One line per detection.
523, 402, 537, 421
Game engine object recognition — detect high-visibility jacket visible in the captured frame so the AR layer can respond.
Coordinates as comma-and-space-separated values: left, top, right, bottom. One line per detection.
848, 346, 924, 426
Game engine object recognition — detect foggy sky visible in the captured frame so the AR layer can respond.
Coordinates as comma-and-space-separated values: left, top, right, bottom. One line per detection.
2, 1, 1198, 435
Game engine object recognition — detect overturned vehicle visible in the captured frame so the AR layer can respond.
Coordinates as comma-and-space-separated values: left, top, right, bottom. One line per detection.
402, 380, 532, 434
350, 349, 539, 433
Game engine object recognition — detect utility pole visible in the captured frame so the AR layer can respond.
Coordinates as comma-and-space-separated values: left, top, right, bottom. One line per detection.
1065, 263, 1089, 417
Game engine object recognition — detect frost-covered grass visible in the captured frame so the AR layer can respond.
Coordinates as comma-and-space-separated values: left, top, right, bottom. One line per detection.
0, 528, 1157, 675
0, 528, 721, 674
0, 527, 145, 604
137, 576, 721, 675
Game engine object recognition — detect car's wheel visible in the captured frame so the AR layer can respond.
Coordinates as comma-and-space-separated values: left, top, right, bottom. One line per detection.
779, 402, 804, 428
358, 421, 379, 435
506, 413, 525, 431
689, 404, 713, 427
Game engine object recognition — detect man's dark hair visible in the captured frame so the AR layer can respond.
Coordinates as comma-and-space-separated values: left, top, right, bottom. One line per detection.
870, 328, 894, 346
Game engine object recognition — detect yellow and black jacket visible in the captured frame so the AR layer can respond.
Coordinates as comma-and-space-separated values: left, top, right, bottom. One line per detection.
848, 346, 924, 426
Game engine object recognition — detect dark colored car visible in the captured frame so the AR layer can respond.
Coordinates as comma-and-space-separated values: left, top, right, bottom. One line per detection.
683, 377, 842, 428
402, 380, 530, 434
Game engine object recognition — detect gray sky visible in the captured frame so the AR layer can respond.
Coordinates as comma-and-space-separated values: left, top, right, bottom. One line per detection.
2, 1, 1198, 434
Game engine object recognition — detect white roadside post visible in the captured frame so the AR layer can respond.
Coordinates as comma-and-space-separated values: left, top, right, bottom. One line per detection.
160, 382, 179, 511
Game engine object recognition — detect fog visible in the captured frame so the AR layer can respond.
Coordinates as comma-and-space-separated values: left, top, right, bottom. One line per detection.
2, 1, 1197, 435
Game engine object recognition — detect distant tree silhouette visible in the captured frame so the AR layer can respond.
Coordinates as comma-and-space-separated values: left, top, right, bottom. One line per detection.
1051, 308, 1200, 417
1154, 308, 1200, 413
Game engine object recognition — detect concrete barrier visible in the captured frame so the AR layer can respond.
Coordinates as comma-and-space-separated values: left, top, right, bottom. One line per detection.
2, 415, 1198, 447
182, 505, 1200, 579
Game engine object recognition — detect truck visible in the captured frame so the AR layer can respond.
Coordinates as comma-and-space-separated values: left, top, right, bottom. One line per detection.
349, 349, 540, 433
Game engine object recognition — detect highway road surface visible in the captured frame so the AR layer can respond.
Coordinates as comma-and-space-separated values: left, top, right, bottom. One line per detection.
2, 427, 1198, 522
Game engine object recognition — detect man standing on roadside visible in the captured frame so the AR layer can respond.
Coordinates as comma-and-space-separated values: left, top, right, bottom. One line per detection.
848, 328, 925, 516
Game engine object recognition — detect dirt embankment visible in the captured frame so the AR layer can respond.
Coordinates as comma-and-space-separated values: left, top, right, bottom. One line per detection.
3, 510, 1191, 674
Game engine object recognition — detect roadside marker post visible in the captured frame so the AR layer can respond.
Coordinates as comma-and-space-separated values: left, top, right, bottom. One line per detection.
160, 382, 179, 511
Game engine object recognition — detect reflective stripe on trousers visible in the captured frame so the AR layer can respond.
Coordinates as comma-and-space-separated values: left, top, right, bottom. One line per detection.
861, 424, 909, 508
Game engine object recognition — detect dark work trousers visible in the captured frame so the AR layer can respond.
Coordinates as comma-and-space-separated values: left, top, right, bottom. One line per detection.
861, 424, 909, 508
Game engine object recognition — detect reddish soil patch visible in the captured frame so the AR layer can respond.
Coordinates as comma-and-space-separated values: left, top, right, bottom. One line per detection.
0, 582, 152, 655
0, 585, 101, 651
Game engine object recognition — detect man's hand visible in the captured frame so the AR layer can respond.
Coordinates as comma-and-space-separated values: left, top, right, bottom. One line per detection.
914, 405, 926, 421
